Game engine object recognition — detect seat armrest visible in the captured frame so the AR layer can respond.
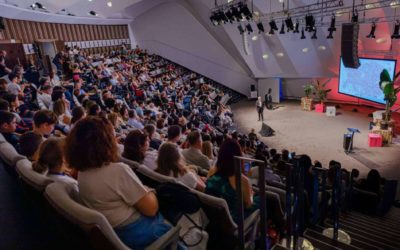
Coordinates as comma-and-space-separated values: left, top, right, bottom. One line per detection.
145, 225, 181, 250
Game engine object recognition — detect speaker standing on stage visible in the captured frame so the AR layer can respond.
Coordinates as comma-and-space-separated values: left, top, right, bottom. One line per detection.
256, 96, 264, 121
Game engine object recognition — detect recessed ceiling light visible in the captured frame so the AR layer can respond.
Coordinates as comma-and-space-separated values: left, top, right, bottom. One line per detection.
365, 3, 375, 9
88, 0, 93, 2
376, 38, 386, 43
107, 1, 112, 7
318, 45, 326, 51
276, 52, 284, 57
252, 35, 258, 41
262, 54, 269, 59
302, 48, 309, 53
279, 0, 284, 3
390, 1, 400, 8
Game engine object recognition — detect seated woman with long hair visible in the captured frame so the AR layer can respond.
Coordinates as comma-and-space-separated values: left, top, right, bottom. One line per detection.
156, 142, 205, 192
122, 130, 158, 170
206, 138, 257, 222
32, 138, 77, 186
64, 117, 171, 249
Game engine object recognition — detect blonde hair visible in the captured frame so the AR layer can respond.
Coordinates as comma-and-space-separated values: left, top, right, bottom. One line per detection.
53, 99, 66, 117
32, 138, 64, 174
202, 141, 213, 160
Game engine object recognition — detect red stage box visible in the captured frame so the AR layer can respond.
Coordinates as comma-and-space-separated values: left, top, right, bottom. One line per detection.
368, 133, 383, 147
315, 104, 325, 113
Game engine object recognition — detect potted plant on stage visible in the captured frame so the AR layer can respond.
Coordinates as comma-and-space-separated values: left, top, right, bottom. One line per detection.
301, 83, 314, 111
313, 80, 331, 113
379, 69, 400, 130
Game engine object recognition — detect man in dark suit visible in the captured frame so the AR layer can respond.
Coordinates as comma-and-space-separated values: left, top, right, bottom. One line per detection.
264, 88, 273, 110
256, 96, 264, 121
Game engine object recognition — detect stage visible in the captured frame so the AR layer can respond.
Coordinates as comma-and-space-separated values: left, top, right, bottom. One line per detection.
232, 100, 400, 182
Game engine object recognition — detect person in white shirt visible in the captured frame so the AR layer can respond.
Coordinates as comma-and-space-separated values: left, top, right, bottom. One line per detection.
64, 116, 171, 249
7, 73, 23, 96
37, 85, 53, 110
122, 130, 158, 170
156, 142, 205, 191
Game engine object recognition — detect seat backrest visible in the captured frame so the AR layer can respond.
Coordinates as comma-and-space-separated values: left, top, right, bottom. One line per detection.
0, 141, 26, 166
45, 182, 130, 250
135, 163, 177, 187
16, 158, 53, 192
190, 188, 237, 235
266, 184, 287, 209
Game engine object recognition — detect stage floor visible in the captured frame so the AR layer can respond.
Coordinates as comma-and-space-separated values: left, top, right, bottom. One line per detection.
232, 100, 400, 182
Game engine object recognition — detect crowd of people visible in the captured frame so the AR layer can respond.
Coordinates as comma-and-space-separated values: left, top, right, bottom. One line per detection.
0, 45, 387, 249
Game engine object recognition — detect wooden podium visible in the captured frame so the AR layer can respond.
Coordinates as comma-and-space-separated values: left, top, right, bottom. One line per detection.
371, 126, 393, 145
301, 97, 313, 111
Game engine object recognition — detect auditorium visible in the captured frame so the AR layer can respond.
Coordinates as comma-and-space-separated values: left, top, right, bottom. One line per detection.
1, 0, 400, 249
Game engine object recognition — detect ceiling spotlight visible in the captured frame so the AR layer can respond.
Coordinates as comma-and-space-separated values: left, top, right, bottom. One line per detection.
257, 22, 265, 33
285, 17, 294, 31
240, 3, 253, 20
318, 45, 326, 51
311, 28, 317, 39
246, 23, 253, 34
367, 22, 376, 38
89, 10, 98, 16
238, 24, 245, 35
262, 54, 269, 59
305, 14, 315, 32
327, 30, 334, 39
300, 27, 306, 39
225, 9, 234, 23
210, 12, 219, 26
390, 1, 400, 8
88, 0, 93, 1
231, 6, 242, 21
328, 15, 336, 32
280, 22, 285, 34
107, 1, 112, 7
302, 48, 309, 53
352, 9, 359, 23
293, 21, 300, 33
365, 3, 375, 9
252, 35, 258, 41
391, 20, 400, 39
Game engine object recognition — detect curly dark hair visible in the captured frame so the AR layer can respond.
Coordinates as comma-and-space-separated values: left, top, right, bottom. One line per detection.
122, 130, 148, 163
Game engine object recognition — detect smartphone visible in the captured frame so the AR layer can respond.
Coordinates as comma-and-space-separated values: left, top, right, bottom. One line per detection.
244, 162, 251, 174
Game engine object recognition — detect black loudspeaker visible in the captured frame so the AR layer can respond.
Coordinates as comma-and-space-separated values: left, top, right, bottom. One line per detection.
259, 123, 275, 137
343, 134, 353, 151
341, 23, 360, 68
0, 17, 5, 30
251, 84, 256, 91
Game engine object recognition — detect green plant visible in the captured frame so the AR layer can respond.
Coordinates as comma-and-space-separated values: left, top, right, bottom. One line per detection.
313, 80, 331, 103
303, 84, 314, 98
379, 69, 400, 124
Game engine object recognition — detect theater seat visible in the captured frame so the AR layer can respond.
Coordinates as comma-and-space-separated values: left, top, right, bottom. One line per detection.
16, 159, 53, 191
45, 182, 181, 250
122, 155, 260, 249
0, 141, 26, 178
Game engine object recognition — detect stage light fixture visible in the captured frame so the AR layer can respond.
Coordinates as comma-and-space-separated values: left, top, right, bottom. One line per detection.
231, 6, 242, 21
311, 28, 317, 39
210, 12, 219, 26
280, 22, 285, 34
238, 24, 245, 35
218, 10, 229, 24
257, 22, 265, 33
300, 28, 306, 39
89, 10, 98, 16
327, 30, 334, 39
293, 21, 300, 33
328, 15, 336, 32
305, 14, 315, 32
352, 9, 359, 23
269, 20, 278, 30
367, 22, 376, 38
225, 9, 234, 23
391, 20, 400, 39
246, 23, 253, 34
285, 17, 294, 31
240, 3, 253, 20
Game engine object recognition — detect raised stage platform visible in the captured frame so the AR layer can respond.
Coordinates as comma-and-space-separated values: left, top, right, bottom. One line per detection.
232, 100, 400, 183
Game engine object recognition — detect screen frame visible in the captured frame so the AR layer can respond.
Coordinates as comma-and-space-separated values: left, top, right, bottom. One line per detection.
338, 56, 397, 105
